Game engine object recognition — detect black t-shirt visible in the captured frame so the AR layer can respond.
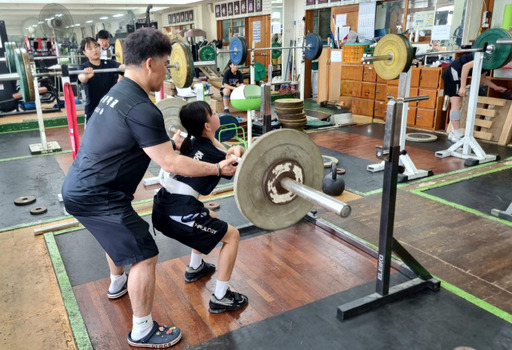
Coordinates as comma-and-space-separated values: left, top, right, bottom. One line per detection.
175, 137, 232, 195
62, 78, 170, 216
80, 59, 121, 119
222, 68, 243, 87
449, 53, 489, 79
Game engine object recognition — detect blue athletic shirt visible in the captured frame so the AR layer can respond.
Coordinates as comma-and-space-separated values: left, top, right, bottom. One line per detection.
62, 78, 170, 216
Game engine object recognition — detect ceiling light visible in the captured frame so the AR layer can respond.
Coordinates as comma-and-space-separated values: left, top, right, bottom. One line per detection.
85, 20, 93, 24
99, 16, 109, 20
113, 14, 124, 18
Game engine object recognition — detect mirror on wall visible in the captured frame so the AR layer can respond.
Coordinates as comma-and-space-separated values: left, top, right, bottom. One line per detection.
376, 0, 405, 36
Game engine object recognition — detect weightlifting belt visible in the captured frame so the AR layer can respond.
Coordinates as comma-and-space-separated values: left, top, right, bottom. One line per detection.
159, 169, 200, 199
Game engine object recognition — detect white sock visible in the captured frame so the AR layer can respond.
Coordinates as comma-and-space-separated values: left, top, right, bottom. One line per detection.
214, 280, 230, 300
131, 314, 153, 341
109, 272, 127, 293
452, 128, 463, 137
190, 251, 203, 270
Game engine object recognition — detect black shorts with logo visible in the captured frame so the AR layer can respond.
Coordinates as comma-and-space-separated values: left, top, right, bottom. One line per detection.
152, 189, 228, 255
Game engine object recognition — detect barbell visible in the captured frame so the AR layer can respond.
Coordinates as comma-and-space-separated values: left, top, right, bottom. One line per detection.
216, 33, 324, 66
361, 28, 512, 80
0, 41, 217, 101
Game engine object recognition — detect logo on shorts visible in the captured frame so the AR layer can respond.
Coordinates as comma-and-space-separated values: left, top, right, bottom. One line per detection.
194, 223, 217, 234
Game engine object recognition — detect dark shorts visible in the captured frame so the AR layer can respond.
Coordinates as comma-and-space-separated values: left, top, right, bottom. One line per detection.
152, 200, 228, 255
442, 67, 460, 97
75, 209, 158, 266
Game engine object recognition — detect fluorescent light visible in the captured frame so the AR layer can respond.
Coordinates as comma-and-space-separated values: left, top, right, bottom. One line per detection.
85, 20, 93, 23
113, 14, 124, 18
99, 16, 109, 20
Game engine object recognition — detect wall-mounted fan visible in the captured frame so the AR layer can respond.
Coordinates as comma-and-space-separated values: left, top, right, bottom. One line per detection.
39, 3, 75, 42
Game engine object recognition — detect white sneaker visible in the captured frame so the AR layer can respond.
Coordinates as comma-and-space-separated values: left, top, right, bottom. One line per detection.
448, 132, 462, 143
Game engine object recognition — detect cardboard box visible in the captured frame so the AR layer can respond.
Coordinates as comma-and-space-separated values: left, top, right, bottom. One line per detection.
209, 98, 238, 114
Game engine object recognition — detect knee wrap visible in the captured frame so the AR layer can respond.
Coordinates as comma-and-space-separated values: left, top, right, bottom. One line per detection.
450, 109, 461, 121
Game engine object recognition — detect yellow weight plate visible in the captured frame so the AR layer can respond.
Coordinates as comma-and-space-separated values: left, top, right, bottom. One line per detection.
169, 41, 194, 88
373, 34, 412, 81
115, 39, 124, 64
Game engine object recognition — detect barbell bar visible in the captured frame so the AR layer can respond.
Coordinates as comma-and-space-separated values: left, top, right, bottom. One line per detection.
361, 28, 512, 81
216, 33, 324, 65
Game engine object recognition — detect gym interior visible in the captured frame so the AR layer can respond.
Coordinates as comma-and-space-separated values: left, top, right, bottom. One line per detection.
1, 1, 512, 349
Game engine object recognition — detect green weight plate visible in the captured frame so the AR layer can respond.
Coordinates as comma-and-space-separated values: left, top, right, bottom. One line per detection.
272, 42, 282, 59
474, 28, 512, 70
14, 48, 35, 102
304, 33, 323, 61
229, 36, 248, 65
253, 62, 266, 82
169, 40, 195, 88
5, 42, 17, 73
198, 46, 216, 61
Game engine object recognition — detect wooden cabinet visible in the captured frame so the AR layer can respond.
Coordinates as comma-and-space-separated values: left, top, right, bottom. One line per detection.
338, 64, 446, 130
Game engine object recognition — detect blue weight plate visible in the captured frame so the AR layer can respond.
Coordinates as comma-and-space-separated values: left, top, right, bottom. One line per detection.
229, 36, 248, 65
304, 33, 323, 61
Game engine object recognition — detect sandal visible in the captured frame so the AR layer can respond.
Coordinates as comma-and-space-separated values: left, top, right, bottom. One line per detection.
127, 321, 182, 348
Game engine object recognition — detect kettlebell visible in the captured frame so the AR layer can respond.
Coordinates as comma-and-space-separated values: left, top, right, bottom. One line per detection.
322, 163, 345, 196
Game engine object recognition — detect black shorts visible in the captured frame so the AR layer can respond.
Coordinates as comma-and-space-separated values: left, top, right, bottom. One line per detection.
75, 209, 158, 267
152, 197, 228, 255
442, 67, 460, 97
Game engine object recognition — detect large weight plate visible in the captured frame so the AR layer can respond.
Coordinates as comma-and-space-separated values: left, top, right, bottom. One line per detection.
14, 48, 35, 102
271, 42, 282, 59
5, 42, 17, 73
198, 46, 216, 61
304, 33, 323, 61
115, 39, 124, 64
169, 40, 195, 88
253, 62, 266, 82
156, 97, 188, 137
229, 36, 248, 65
234, 129, 324, 230
474, 28, 512, 70
373, 34, 412, 80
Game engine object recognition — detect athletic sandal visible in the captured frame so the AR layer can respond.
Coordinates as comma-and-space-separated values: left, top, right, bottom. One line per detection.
107, 274, 128, 299
185, 260, 215, 283
209, 288, 249, 314
127, 321, 182, 348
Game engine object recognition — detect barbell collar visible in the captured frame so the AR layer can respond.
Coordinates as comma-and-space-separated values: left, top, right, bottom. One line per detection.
280, 177, 351, 218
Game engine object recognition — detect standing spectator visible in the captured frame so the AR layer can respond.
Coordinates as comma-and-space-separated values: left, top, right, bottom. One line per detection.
96, 29, 115, 60
78, 37, 123, 125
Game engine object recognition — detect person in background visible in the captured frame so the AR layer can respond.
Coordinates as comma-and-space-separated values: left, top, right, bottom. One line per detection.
221, 61, 243, 113
78, 37, 123, 125
96, 29, 115, 60
442, 53, 507, 143
62, 28, 239, 348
